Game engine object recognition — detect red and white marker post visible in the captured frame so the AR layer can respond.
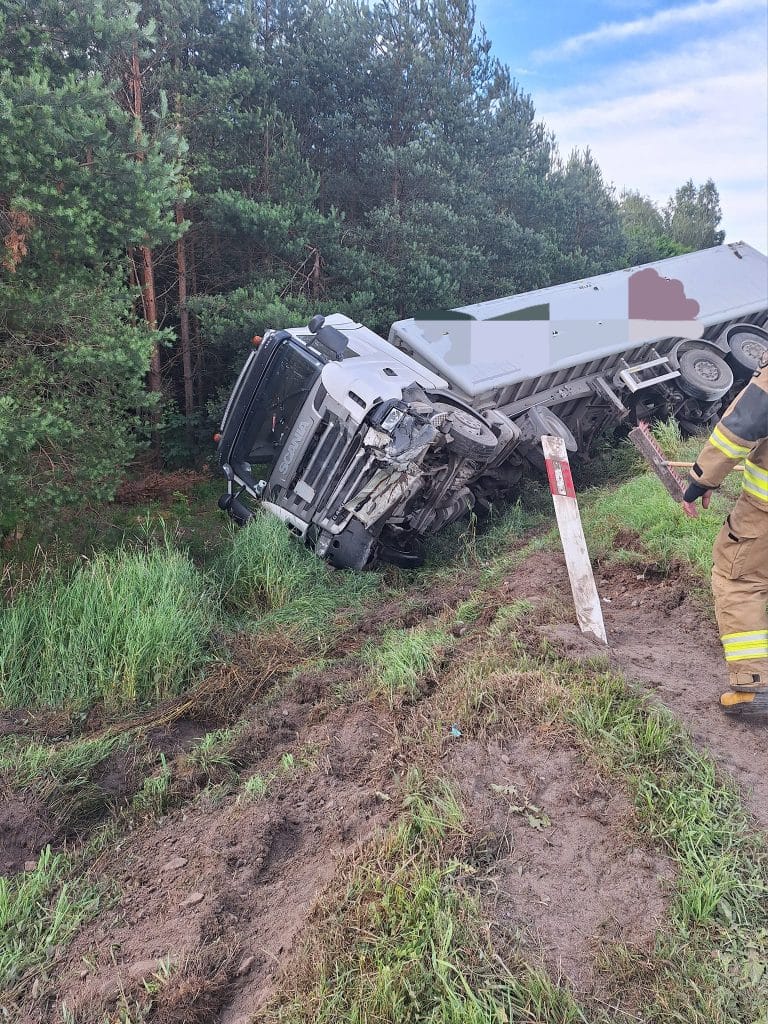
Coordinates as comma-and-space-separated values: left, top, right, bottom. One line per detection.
541, 434, 607, 645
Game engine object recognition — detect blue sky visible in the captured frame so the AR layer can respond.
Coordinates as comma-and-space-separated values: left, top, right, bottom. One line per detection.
474, 0, 768, 252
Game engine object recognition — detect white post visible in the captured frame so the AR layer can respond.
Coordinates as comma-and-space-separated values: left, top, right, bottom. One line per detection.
541, 435, 607, 645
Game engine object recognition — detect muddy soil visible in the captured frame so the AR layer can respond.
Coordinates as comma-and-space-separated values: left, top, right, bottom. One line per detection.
0, 789, 56, 875
524, 550, 768, 828
8, 536, 763, 1022
40, 702, 396, 1024
445, 733, 673, 996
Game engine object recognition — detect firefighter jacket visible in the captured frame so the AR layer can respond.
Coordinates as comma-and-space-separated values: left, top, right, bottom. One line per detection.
690, 362, 768, 512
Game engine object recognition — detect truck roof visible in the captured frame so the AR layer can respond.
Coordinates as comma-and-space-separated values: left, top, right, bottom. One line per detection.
389, 242, 768, 398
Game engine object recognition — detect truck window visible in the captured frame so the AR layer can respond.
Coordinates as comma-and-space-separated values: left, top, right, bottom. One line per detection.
235, 340, 322, 468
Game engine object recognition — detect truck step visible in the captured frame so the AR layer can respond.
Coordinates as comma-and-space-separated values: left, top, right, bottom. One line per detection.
616, 352, 680, 393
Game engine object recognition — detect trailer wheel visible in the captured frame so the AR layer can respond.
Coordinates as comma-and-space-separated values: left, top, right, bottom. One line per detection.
677, 347, 733, 401
434, 404, 498, 460
728, 328, 768, 377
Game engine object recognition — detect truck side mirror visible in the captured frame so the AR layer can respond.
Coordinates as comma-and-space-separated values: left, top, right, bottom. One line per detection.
308, 314, 325, 334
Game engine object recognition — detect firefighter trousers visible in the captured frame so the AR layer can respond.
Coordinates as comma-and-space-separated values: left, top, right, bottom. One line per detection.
711, 495, 768, 690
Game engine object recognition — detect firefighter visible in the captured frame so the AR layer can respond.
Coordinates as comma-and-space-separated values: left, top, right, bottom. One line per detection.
682, 355, 768, 715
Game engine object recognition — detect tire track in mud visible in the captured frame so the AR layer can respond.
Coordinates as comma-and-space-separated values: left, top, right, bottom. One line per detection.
11, 541, 676, 1022
444, 735, 673, 998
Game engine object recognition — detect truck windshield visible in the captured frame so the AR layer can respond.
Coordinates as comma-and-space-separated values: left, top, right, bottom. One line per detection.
233, 339, 322, 469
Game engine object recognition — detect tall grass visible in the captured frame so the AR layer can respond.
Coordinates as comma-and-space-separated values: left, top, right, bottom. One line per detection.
0, 544, 215, 710
216, 512, 382, 642
217, 512, 332, 612
583, 473, 725, 574
580, 420, 746, 576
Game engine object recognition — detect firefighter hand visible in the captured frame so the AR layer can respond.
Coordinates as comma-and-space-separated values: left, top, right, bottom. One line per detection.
682, 482, 712, 518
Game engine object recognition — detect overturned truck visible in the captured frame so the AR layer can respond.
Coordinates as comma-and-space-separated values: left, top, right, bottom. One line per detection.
217, 242, 768, 569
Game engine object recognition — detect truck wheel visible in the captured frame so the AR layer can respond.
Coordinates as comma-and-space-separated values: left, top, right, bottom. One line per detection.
433, 404, 498, 460
728, 327, 767, 377
378, 530, 425, 568
521, 405, 577, 451
677, 347, 733, 401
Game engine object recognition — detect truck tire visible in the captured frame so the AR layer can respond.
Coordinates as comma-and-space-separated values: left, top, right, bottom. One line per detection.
433, 404, 498, 460
727, 327, 768, 377
378, 530, 425, 568
522, 405, 577, 451
677, 347, 733, 401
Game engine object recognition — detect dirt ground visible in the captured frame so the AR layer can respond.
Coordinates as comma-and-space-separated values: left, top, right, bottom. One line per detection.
28, 694, 675, 1024
24, 697, 398, 1024
445, 733, 673, 996
6, 540, 766, 1022
531, 551, 768, 829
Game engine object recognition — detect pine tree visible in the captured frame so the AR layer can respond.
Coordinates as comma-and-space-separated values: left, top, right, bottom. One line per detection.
619, 191, 685, 264
0, 0, 185, 530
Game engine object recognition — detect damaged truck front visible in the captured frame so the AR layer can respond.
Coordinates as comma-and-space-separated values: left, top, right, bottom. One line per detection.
216, 242, 768, 569
216, 313, 515, 569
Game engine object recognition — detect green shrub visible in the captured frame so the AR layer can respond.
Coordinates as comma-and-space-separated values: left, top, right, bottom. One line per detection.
0, 545, 215, 710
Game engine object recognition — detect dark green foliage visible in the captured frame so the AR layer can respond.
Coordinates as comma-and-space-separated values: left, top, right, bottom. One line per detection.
619, 190, 686, 265
664, 178, 726, 251
0, 0, 729, 533
619, 179, 726, 266
0, 1, 185, 531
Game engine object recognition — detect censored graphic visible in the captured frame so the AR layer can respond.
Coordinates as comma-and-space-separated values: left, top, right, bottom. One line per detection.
409, 268, 704, 381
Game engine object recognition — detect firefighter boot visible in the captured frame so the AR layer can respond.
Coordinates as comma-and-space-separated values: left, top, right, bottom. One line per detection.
720, 689, 768, 716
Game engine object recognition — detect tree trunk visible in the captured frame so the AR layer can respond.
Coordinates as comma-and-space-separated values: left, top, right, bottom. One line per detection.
129, 40, 161, 396
176, 202, 194, 416
188, 233, 203, 403
311, 247, 321, 302
140, 242, 161, 393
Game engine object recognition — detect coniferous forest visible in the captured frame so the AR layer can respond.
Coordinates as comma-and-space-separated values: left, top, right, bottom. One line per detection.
0, 0, 727, 532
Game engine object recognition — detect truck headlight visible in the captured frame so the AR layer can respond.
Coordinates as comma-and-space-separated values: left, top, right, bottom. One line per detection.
381, 408, 405, 432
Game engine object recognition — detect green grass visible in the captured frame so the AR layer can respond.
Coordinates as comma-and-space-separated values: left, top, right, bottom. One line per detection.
240, 772, 270, 801
583, 473, 727, 573
0, 847, 101, 992
423, 499, 541, 578
567, 669, 768, 1021
479, 609, 768, 1024
362, 625, 449, 705
0, 734, 120, 790
1, 479, 227, 576
265, 773, 587, 1024
187, 724, 246, 784
0, 543, 216, 711
131, 754, 172, 819
216, 511, 384, 645
0, 734, 132, 835
581, 420, 743, 576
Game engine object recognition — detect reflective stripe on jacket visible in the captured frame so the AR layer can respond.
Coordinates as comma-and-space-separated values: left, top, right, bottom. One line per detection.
690, 363, 768, 511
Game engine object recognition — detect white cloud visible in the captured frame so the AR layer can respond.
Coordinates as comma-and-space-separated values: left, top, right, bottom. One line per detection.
534, 24, 768, 250
532, 0, 765, 61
